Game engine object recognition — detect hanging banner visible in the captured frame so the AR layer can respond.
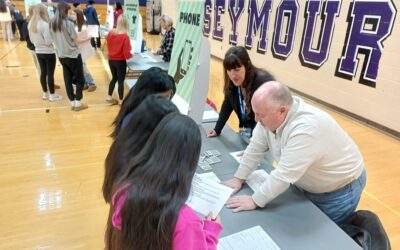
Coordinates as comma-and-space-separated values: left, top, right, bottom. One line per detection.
24, 0, 41, 16
124, 0, 141, 42
169, 0, 205, 103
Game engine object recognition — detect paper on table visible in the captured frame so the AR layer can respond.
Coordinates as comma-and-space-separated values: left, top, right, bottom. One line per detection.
186, 174, 233, 219
218, 226, 281, 250
229, 150, 244, 163
87, 25, 99, 37
246, 169, 269, 192
202, 110, 219, 120
197, 172, 221, 183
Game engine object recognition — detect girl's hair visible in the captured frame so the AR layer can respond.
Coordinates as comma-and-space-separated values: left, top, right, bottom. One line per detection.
111, 67, 177, 138
115, 14, 129, 34
105, 113, 201, 250
73, 7, 85, 32
103, 95, 179, 202
28, 4, 48, 33
115, 1, 122, 10
0, 0, 7, 13
50, 1, 70, 32
223, 46, 273, 114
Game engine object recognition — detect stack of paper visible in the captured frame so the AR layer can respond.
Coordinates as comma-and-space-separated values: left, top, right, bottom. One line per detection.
198, 149, 222, 171
218, 226, 281, 250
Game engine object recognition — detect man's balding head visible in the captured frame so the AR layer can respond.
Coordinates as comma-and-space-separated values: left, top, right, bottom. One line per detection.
251, 81, 293, 131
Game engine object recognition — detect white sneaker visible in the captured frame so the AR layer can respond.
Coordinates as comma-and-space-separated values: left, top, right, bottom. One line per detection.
49, 94, 63, 102
42, 92, 49, 100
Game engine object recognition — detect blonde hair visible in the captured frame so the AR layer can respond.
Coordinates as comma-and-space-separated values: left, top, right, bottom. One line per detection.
160, 14, 173, 27
115, 14, 129, 34
28, 4, 49, 33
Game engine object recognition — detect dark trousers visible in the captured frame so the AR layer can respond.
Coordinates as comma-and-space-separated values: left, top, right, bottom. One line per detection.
16, 20, 25, 41
59, 55, 85, 101
108, 60, 127, 100
37, 53, 56, 94
90, 33, 101, 48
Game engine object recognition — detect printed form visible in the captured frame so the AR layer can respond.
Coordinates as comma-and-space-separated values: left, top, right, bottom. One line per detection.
186, 174, 233, 219
218, 226, 280, 250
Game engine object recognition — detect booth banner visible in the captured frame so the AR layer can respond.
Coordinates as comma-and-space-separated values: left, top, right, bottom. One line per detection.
168, 0, 204, 103
124, 0, 140, 40
24, 0, 41, 16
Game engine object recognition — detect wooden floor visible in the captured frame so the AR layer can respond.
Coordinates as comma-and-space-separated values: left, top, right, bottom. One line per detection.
0, 34, 399, 249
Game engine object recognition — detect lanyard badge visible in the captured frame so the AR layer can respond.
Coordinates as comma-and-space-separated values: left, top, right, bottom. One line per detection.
237, 87, 246, 122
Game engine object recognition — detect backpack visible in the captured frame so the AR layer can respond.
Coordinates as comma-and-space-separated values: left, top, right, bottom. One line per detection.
340, 210, 391, 250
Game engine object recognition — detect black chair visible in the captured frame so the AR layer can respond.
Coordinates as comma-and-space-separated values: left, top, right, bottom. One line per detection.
341, 210, 391, 250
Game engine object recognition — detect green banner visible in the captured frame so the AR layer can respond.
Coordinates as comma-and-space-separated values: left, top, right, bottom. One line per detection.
24, 0, 41, 16
124, 0, 140, 40
169, 0, 205, 103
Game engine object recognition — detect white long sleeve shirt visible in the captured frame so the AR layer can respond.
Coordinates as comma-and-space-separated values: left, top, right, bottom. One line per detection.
234, 96, 365, 207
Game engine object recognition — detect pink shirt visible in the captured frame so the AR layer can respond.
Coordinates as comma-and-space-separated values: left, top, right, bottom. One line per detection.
112, 187, 222, 250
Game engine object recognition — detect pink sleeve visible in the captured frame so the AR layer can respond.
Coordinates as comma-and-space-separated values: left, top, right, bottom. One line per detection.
173, 206, 222, 250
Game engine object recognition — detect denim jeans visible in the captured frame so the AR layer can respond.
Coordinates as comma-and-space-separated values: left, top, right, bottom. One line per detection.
83, 63, 95, 87
299, 169, 366, 224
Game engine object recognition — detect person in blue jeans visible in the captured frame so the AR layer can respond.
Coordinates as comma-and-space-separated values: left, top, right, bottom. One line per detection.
70, 7, 97, 92
224, 81, 367, 224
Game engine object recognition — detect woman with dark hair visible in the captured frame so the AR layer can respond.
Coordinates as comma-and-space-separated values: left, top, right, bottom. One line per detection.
50, 1, 91, 111
207, 46, 274, 138
111, 66, 176, 138
103, 95, 179, 203
113, 1, 122, 28
104, 113, 222, 250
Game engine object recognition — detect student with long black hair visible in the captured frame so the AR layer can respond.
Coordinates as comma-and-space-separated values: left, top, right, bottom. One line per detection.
50, 1, 90, 111
103, 95, 179, 203
104, 113, 222, 250
111, 67, 176, 138
207, 46, 274, 138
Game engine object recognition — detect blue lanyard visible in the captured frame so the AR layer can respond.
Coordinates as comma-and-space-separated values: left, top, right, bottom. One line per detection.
237, 87, 246, 122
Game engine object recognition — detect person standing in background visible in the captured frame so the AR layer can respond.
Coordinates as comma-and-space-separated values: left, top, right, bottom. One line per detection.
106, 15, 132, 105
45, 0, 56, 19
112, 1, 122, 28
50, 1, 91, 111
0, 0, 13, 41
153, 14, 175, 62
28, 4, 62, 101
113, 2, 124, 28
83, 0, 100, 49
70, 7, 97, 92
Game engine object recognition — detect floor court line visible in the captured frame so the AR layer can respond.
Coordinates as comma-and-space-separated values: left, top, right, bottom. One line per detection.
364, 190, 400, 217
0, 103, 115, 113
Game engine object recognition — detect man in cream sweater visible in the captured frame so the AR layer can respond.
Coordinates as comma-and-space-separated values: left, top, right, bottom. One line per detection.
225, 81, 366, 224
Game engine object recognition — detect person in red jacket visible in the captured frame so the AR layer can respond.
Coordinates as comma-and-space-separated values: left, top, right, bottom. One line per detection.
106, 14, 132, 105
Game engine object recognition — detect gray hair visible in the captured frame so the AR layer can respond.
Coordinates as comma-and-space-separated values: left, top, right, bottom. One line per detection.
161, 14, 173, 27
266, 81, 293, 108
